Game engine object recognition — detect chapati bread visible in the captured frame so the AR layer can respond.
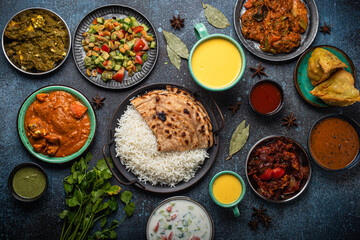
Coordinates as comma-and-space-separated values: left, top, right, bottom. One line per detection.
131, 86, 213, 151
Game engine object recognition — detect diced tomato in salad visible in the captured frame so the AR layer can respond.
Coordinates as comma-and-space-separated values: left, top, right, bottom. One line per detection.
133, 26, 144, 34
112, 67, 125, 82
133, 38, 145, 53
135, 54, 143, 64
101, 44, 110, 53
168, 232, 173, 240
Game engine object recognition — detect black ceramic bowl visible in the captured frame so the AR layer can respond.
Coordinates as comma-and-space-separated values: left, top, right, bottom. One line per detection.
308, 114, 360, 171
8, 162, 48, 202
249, 79, 284, 116
246, 135, 312, 203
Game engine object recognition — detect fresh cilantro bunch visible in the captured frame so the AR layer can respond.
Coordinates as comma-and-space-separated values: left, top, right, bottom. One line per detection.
59, 153, 135, 240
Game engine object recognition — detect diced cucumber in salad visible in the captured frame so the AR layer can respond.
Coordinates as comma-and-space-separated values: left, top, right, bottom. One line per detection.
82, 16, 156, 83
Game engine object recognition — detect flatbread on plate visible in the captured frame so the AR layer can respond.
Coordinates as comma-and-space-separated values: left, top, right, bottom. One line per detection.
131, 86, 213, 151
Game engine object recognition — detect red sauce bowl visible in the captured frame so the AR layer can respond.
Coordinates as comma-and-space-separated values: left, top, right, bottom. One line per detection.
249, 79, 284, 116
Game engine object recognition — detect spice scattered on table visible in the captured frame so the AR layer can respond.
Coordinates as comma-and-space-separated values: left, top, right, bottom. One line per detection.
249, 205, 272, 230
282, 112, 298, 129
259, 214, 272, 228
250, 62, 268, 79
170, 15, 185, 30
92, 93, 106, 109
202, 2, 230, 29
248, 218, 258, 230
227, 120, 250, 160
252, 205, 266, 218
320, 22, 332, 34
228, 101, 241, 115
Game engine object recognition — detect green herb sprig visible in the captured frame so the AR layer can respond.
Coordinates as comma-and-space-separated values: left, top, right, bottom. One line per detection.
59, 153, 135, 240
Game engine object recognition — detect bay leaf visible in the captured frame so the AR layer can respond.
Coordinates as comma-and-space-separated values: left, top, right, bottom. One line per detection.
167, 45, 181, 70
226, 120, 250, 160
202, 3, 231, 29
163, 30, 189, 59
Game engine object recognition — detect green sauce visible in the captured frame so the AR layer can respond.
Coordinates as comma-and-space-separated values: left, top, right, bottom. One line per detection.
12, 166, 46, 199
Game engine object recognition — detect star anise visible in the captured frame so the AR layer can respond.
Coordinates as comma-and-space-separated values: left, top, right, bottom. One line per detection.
249, 62, 268, 79
320, 22, 332, 34
248, 218, 258, 230
282, 112, 298, 129
252, 205, 267, 218
170, 15, 185, 30
92, 93, 106, 109
259, 214, 272, 227
228, 101, 241, 116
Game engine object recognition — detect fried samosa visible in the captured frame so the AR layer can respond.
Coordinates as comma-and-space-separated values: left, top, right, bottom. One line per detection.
310, 69, 360, 107
307, 48, 347, 86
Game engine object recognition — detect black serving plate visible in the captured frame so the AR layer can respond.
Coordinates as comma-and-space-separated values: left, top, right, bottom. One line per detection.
233, 0, 319, 61
102, 83, 224, 193
73, 4, 159, 89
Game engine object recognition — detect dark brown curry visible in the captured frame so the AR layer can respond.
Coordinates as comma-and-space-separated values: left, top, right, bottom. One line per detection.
4, 9, 69, 72
241, 0, 308, 54
24, 91, 90, 157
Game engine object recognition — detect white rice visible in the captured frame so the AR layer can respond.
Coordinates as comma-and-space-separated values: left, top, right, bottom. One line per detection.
114, 105, 209, 187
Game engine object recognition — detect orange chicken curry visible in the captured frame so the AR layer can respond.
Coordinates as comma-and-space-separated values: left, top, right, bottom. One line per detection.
241, 0, 308, 54
24, 91, 90, 157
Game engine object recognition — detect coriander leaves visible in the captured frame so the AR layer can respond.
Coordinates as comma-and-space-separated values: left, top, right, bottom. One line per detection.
59, 153, 135, 240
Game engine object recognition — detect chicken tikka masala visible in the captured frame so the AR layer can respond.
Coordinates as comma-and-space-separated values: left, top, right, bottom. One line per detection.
24, 91, 90, 157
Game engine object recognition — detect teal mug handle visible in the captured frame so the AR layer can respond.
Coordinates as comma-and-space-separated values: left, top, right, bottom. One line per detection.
232, 205, 240, 217
194, 23, 209, 40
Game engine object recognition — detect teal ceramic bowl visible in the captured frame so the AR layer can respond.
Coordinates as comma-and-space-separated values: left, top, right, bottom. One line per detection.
294, 45, 356, 107
189, 24, 246, 91
17, 85, 96, 163
209, 171, 246, 209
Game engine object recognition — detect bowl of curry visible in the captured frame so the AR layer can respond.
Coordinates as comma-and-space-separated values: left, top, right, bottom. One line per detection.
17, 85, 96, 163
246, 135, 311, 203
308, 114, 360, 171
234, 0, 319, 61
2, 8, 71, 75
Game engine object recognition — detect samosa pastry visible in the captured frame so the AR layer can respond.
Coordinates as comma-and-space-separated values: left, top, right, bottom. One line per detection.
310, 69, 360, 107
307, 48, 347, 86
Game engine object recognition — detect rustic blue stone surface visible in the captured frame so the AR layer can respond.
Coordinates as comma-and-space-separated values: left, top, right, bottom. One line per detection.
0, 0, 359, 239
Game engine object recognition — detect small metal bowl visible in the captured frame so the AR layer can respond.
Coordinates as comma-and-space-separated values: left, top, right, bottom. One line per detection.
245, 135, 312, 203
146, 196, 214, 240
8, 162, 48, 202
249, 79, 284, 116
2, 8, 71, 75
17, 85, 97, 164
308, 114, 360, 171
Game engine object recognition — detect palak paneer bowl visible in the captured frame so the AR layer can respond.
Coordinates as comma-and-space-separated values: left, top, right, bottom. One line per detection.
2, 8, 71, 75
17, 85, 96, 164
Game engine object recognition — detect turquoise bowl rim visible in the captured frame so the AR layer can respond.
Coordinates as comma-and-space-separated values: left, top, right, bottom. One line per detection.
17, 85, 97, 164
294, 45, 356, 108
209, 170, 246, 208
188, 34, 246, 91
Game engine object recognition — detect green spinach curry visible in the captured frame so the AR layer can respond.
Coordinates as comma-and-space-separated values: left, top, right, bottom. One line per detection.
4, 9, 69, 72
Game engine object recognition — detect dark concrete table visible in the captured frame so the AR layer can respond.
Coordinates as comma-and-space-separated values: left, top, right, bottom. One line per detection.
1, 0, 359, 239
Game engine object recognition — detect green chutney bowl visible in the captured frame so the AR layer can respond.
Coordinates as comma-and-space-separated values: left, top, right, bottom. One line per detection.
17, 85, 97, 164
189, 23, 246, 91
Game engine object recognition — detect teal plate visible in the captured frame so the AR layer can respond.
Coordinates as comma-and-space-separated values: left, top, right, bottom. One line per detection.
17, 85, 97, 163
294, 45, 356, 107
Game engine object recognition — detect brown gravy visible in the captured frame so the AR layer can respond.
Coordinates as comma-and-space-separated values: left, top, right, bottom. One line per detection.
310, 117, 359, 170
